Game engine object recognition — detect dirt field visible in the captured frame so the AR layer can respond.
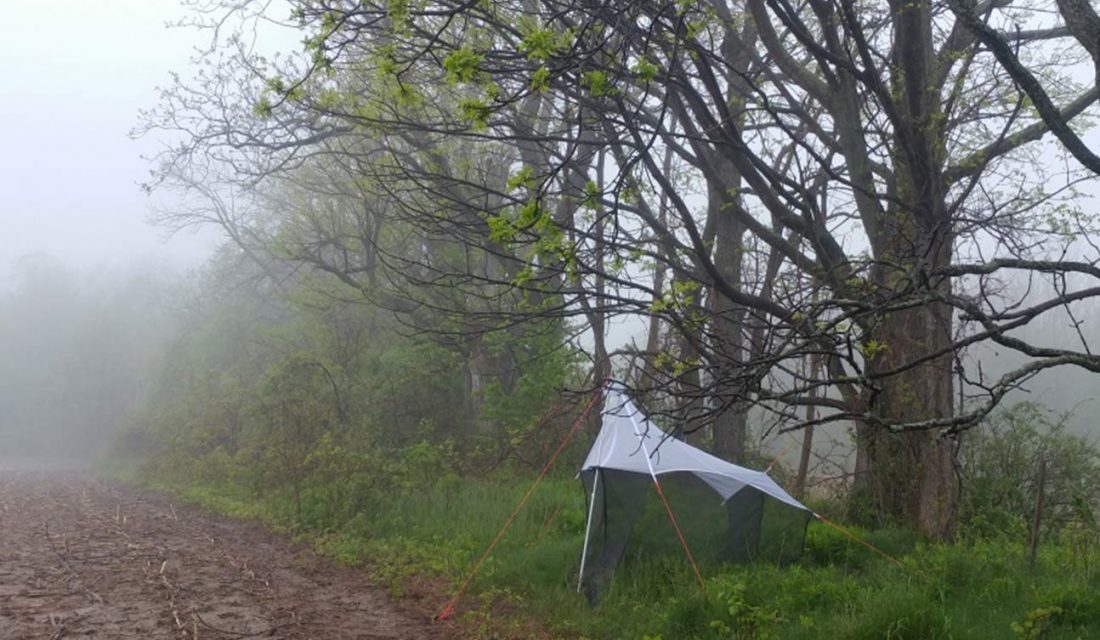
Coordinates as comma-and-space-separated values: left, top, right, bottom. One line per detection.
0, 471, 447, 639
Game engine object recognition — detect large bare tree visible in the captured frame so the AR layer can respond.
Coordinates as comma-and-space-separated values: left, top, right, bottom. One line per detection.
142, 0, 1100, 538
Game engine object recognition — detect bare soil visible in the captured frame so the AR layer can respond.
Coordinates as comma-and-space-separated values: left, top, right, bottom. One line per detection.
0, 471, 448, 639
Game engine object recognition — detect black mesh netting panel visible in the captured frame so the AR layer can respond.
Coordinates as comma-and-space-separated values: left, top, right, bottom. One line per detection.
578, 468, 811, 604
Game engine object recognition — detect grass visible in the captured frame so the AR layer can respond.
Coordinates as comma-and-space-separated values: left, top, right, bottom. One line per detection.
117, 467, 1100, 640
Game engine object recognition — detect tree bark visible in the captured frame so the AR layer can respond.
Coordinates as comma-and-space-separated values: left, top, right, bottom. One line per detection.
709, 191, 748, 462
851, 0, 959, 540
675, 317, 707, 447
706, 9, 756, 463
861, 300, 958, 539
713, 408, 748, 463
794, 353, 820, 499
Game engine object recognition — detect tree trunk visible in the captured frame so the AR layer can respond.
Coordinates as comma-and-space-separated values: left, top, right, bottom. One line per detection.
637, 262, 665, 390
464, 333, 517, 433
703, 16, 758, 463
794, 354, 820, 499
861, 302, 958, 539
849, 0, 958, 540
711, 216, 748, 462
713, 408, 748, 462
637, 144, 673, 394
675, 325, 707, 446
707, 155, 748, 462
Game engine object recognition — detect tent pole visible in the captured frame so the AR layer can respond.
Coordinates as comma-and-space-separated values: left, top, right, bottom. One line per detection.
577, 468, 600, 593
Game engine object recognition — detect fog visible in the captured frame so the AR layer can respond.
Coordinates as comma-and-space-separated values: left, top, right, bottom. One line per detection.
1, 0, 1098, 473
0, 0, 215, 283
0, 256, 179, 462
0, 2, 216, 463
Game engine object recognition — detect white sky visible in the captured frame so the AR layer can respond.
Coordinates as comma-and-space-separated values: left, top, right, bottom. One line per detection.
0, 0, 219, 281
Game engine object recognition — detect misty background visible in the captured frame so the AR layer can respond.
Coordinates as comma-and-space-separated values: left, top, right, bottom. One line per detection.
1, 0, 1098, 467
0, 1, 217, 279
0, 1, 211, 460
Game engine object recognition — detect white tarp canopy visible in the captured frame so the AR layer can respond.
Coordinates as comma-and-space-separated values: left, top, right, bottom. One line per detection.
581, 384, 812, 513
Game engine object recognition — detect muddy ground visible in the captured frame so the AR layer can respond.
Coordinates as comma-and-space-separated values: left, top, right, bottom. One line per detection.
0, 471, 449, 639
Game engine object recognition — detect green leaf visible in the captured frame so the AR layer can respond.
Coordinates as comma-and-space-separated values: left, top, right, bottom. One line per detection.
487, 215, 517, 243
581, 70, 613, 97
631, 58, 659, 82
252, 97, 273, 119
518, 24, 572, 62
530, 66, 551, 93
442, 47, 484, 84
507, 166, 536, 191
459, 98, 491, 129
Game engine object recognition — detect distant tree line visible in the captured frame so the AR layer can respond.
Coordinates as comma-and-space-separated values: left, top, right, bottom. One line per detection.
0, 255, 173, 460
114, 245, 578, 525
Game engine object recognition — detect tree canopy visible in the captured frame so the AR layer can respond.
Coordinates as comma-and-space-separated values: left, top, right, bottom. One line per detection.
139, 0, 1100, 537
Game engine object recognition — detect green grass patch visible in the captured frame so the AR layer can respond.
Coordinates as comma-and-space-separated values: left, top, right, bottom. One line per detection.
121, 469, 1100, 640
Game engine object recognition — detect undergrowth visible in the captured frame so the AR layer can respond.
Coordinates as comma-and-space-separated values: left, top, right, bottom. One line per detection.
117, 466, 1100, 640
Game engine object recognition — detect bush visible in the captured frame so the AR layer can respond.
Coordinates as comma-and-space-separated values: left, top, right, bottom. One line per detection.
803, 522, 917, 569
960, 402, 1100, 544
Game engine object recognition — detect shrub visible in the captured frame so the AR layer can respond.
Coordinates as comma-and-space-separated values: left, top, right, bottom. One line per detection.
960, 402, 1100, 543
